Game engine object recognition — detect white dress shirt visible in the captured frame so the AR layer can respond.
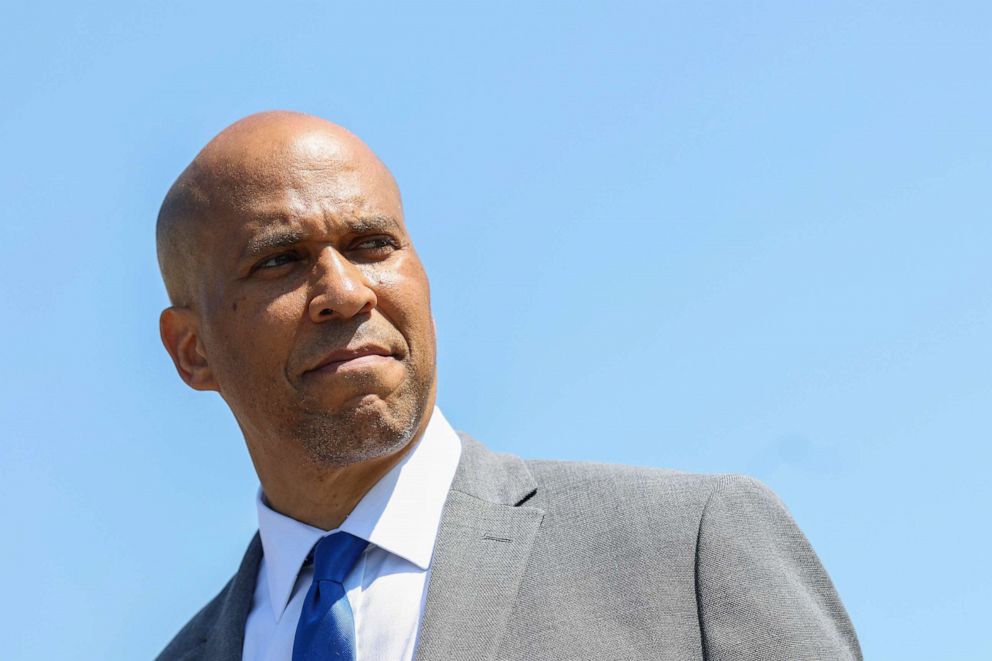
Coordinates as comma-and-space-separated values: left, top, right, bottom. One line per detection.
242, 407, 462, 661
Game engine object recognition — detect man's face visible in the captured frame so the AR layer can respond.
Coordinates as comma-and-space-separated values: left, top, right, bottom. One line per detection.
187, 130, 436, 466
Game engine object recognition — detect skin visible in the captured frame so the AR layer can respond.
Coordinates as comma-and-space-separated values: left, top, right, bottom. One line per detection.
158, 111, 437, 530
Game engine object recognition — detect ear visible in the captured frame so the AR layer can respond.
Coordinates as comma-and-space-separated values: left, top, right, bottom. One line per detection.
160, 306, 219, 391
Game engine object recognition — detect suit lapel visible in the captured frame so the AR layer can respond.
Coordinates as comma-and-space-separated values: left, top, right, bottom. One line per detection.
415, 435, 545, 661
200, 533, 262, 661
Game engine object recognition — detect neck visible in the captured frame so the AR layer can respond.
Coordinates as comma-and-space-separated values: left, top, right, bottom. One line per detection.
258, 446, 414, 530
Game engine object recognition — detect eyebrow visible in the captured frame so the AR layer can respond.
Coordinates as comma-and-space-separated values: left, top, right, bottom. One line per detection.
239, 215, 402, 259
241, 229, 306, 259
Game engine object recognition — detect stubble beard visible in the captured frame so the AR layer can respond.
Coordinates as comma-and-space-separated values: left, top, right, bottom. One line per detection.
291, 371, 432, 468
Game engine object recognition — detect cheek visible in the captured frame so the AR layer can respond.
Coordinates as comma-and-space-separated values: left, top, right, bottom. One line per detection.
361, 263, 404, 289
209, 292, 305, 379
362, 262, 434, 351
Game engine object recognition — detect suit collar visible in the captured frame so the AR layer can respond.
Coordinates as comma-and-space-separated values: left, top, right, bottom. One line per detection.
446, 433, 539, 506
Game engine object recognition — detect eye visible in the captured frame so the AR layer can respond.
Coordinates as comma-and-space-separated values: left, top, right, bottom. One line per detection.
251, 251, 301, 273
351, 236, 399, 254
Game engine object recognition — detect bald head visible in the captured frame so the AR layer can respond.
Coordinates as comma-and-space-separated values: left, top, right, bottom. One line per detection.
156, 111, 401, 306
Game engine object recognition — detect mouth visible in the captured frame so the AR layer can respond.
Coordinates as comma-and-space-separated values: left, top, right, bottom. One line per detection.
303, 345, 398, 376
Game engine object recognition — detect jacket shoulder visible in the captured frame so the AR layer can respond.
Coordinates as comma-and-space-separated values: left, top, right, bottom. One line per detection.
524, 455, 761, 507
514, 458, 861, 658
524, 458, 815, 559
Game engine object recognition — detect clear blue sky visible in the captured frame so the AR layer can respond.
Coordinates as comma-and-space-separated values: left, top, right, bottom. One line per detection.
2, 2, 989, 659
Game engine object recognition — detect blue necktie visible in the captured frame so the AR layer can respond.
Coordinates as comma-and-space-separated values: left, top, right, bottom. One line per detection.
292, 532, 369, 661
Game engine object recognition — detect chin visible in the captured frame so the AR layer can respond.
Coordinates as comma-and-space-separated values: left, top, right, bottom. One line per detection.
294, 389, 425, 467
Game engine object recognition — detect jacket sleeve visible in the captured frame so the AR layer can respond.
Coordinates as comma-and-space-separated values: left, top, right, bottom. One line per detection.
694, 475, 862, 661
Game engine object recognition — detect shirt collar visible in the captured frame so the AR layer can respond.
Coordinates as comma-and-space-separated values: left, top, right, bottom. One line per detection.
255, 406, 462, 619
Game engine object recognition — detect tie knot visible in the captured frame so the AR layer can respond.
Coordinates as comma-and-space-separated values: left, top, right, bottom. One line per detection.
312, 532, 368, 584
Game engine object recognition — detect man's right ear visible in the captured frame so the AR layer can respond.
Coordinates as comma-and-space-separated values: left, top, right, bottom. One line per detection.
159, 307, 219, 392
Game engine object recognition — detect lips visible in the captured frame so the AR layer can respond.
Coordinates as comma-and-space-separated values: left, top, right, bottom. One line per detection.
303, 344, 397, 376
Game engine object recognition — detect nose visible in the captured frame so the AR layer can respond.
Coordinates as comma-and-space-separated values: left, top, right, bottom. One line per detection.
307, 246, 377, 322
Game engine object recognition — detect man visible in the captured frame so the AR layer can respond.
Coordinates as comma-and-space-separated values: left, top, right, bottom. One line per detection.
155, 111, 861, 661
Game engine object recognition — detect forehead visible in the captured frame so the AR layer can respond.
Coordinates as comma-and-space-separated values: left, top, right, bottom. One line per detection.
206, 136, 404, 246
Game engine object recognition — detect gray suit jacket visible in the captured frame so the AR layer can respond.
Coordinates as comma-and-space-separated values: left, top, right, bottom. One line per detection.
157, 434, 861, 660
